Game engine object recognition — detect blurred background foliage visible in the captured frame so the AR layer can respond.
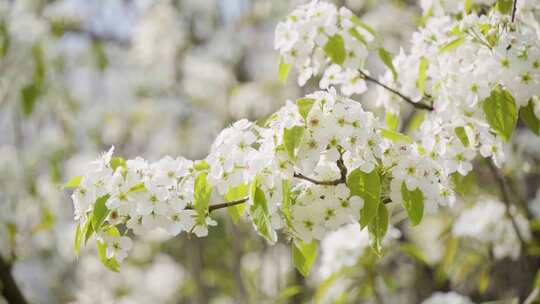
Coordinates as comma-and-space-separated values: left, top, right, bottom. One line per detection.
0, 0, 539, 303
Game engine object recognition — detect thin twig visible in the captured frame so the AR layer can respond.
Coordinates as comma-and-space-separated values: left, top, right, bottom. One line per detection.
358, 70, 434, 111
512, 0, 518, 22
192, 159, 349, 212
486, 160, 527, 247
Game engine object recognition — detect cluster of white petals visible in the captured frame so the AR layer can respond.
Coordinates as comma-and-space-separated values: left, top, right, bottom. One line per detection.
452, 198, 531, 260
274, 0, 374, 95
69, 0, 538, 270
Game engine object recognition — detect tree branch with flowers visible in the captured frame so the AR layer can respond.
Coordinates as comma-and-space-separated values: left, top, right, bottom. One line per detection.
64, 1, 540, 296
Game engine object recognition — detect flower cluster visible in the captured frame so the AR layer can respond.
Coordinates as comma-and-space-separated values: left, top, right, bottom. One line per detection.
67, 1, 538, 273
69, 89, 462, 266
452, 198, 531, 260
274, 0, 374, 95
376, 3, 540, 180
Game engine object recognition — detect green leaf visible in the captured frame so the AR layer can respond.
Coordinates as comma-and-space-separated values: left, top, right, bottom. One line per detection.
368, 203, 388, 256
323, 34, 346, 65
520, 99, 540, 135
96, 227, 121, 272
92, 194, 111, 231
278, 57, 292, 83
292, 239, 318, 277
482, 86, 517, 142
63, 176, 82, 189
194, 160, 210, 171
454, 126, 470, 147
451, 172, 476, 196
464, 0, 472, 13
0, 20, 10, 59
296, 98, 315, 121
224, 183, 249, 224
400, 182, 424, 226
416, 57, 428, 96
535, 268, 540, 287
74, 223, 82, 257
20, 84, 41, 116
385, 112, 399, 131
128, 182, 146, 193
347, 168, 381, 229
496, 0, 513, 14
400, 243, 428, 265
275, 285, 302, 303
380, 128, 413, 144
348, 28, 368, 46
20, 43, 45, 116
404, 111, 426, 134
378, 48, 397, 81
281, 179, 294, 229
194, 172, 213, 224
250, 180, 276, 243
110, 157, 126, 171
478, 266, 490, 294
82, 215, 94, 244
350, 16, 376, 37
92, 40, 108, 71
283, 126, 305, 159
439, 36, 465, 53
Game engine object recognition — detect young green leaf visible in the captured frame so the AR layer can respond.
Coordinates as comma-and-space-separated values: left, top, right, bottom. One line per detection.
82, 214, 94, 244
224, 183, 249, 224
74, 223, 82, 257
496, 0, 513, 14
347, 168, 381, 229
110, 157, 126, 171
368, 203, 389, 256
96, 228, 121, 272
385, 112, 399, 131
292, 239, 318, 277
91, 194, 111, 231
194, 160, 210, 171
380, 128, 413, 144
250, 181, 277, 243
281, 179, 294, 229
296, 98, 315, 121
520, 99, 540, 135
63, 176, 82, 189
350, 16, 376, 37
348, 28, 368, 46
378, 48, 397, 81
482, 86, 517, 142
416, 57, 428, 96
401, 182, 424, 226
454, 126, 470, 147
278, 57, 292, 83
439, 36, 465, 53
194, 172, 213, 224
323, 34, 346, 65
283, 126, 305, 159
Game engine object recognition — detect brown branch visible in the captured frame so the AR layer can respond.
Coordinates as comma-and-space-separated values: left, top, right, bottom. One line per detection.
186, 198, 249, 213
487, 160, 527, 247
208, 199, 248, 212
293, 156, 348, 186
512, 0, 518, 22
292, 172, 345, 186
0, 256, 29, 304
358, 70, 434, 111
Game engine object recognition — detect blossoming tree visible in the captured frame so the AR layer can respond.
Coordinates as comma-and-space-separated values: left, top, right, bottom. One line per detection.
62, 0, 540, 302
